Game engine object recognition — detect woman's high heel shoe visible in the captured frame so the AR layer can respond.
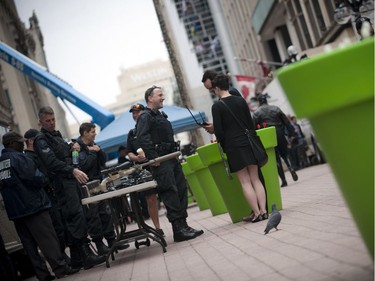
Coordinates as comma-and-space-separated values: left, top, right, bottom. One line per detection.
251, 214, 263, 223
262, 213, 269, 220
242, 212, 255, 222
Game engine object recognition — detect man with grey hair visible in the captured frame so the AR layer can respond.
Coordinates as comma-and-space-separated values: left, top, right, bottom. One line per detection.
33, 106, 106, 270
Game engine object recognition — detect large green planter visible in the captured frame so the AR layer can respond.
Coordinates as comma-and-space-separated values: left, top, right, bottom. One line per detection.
181, 162, 209, 211
197, 127, 281, 223
257, 127, 282, 213
276, 38, 374, 258
186, 154, 227, 216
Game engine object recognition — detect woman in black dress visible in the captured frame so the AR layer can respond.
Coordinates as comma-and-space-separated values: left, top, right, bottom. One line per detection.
204, 73, 267, 223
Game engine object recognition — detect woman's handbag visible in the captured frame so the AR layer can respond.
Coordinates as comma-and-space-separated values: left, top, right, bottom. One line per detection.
220, 100, 268, 167
244, 129, 268, 167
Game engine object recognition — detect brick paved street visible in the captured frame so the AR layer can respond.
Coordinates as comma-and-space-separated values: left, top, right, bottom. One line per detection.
26, 163, 374, 281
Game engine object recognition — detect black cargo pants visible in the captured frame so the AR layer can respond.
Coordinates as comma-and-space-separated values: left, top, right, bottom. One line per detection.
151, 158, 188, 222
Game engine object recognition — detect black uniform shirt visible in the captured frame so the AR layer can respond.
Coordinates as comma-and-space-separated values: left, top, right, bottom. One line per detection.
136, 107, 174, 160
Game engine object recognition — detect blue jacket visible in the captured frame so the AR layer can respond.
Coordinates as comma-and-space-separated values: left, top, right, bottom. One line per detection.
0, 148, 50, 220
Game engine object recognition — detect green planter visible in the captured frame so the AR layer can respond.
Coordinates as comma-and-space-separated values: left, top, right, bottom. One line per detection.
186, 154, 227, 216
197, 127, 281, 223
257, 127, 282, 214
187, 186, 194, 205
181, 162, 209, 210
277, 38, 374, 258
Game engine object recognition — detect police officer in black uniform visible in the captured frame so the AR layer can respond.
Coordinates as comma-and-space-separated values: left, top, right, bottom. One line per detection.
76, 122, 129, 255
24, 128, 70, 264
136, 86, 204, 242
33, 106, 106, 270
0, 131, 79, 280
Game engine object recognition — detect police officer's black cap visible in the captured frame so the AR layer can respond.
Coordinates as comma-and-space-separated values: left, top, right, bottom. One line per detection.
2, 131, 25, 146
129, 103, 145, 112
24, 128, 39, 139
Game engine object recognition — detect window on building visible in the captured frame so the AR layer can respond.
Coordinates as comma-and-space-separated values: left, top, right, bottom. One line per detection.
324, 0, 337, 27
288, 0, 305, 49
267, 39, 282, 68
280, 25, 293, 50
295, 0, 313, 48
286, 0, 314, 50
305, 0, 320, 42
312, 1, 326, 32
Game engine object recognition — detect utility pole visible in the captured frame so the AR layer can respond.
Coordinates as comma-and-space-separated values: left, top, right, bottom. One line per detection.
152, 0, 190, 107
152, 0, 205, 147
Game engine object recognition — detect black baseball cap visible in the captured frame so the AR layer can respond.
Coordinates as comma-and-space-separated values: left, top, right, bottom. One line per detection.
24, 129, 39, 139
129, 103, 145, 112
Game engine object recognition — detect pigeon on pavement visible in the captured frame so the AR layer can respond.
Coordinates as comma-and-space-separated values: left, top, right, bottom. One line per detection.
264, 203, 281, 235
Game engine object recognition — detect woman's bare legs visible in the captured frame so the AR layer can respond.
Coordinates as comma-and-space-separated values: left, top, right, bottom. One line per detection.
248, 165, 267, 214
236, 166, 261, 216
146, 194, 160, 229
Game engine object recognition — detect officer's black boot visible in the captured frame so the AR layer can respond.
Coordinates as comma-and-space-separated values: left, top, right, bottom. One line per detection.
172, 219, 197, 242
286, 158, 298, 181
69, 245, 82, 270
60, 241, 71, 266
94, 240, 110, 256
55, 263, 80, 279
182, 218, 204, 237
281, 180, 288, 187
79, 243, 106, 270
276, 161, 288, 187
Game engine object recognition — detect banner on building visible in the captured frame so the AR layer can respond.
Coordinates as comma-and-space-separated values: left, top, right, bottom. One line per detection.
234, 75, 256, 102
234, 75, 258, 112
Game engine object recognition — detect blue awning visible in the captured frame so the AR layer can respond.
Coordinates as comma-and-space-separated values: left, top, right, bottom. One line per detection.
95, 104, 206, 155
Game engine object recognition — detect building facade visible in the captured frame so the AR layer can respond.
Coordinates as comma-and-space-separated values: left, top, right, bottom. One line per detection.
153, 0, 372, 114
0, 0, 70, 142
110, 59, 177, 116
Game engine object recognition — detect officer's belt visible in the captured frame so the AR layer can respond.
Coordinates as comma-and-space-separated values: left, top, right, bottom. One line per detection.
155, 141, 180, 155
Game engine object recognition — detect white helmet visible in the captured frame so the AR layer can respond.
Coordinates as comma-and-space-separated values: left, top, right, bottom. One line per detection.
287, 45, 298, 56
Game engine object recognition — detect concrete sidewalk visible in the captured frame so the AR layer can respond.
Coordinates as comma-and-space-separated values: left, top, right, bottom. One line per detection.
27, 163, 374, 281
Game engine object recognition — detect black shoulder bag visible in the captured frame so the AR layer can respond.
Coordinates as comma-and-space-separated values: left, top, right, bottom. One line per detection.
220, 100, 268, 167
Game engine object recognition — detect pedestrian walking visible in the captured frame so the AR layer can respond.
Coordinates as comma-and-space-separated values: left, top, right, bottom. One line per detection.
253, 94, 298, 187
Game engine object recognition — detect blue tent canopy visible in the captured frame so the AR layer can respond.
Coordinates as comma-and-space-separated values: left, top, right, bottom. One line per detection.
95, 104, 207, 156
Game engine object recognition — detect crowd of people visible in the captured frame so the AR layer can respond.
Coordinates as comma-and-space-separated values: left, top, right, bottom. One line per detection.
0, 86, 205, 279
0, 70, 309, 280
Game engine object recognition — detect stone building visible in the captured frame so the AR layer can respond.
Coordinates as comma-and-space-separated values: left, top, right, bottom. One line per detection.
0, 0, 70, 143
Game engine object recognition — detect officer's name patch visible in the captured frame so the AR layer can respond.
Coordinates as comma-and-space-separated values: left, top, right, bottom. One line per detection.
0, 159, 11, 180
0, 159, 10, 169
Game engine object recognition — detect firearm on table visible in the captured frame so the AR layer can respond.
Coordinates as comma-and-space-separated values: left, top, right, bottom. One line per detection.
82, 151, 181, 198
